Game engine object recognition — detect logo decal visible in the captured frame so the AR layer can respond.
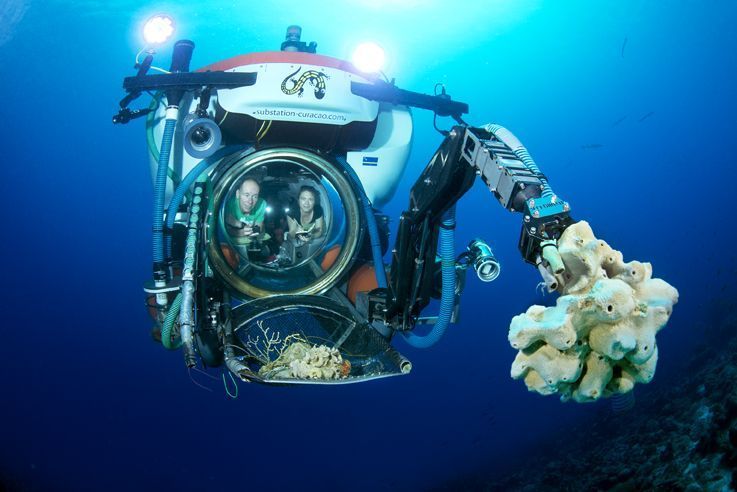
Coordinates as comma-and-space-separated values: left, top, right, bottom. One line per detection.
362, 156, 379, 166
281, 66, 329, 99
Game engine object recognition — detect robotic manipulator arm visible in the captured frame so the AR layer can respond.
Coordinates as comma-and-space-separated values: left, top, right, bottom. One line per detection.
372, 125, 574, 332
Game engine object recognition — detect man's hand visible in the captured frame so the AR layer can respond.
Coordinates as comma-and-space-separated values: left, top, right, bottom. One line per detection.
240, 220, 259, 237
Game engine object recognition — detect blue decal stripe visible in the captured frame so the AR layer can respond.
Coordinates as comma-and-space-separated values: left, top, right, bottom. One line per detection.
362, 156, 378, 166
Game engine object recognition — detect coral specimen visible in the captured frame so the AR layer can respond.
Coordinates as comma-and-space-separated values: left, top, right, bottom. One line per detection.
245, 321, 306, 364
508, 221, 678, 402
245, 321, 350, 380
258, 341, 351, 380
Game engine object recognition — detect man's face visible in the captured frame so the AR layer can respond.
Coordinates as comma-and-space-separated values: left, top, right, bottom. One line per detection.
236, 180, 260, 214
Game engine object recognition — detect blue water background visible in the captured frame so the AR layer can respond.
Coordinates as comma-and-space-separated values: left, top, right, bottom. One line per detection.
1, 1, 736, 490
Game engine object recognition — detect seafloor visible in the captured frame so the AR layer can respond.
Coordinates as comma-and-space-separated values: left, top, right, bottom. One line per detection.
440, 304, 737, 492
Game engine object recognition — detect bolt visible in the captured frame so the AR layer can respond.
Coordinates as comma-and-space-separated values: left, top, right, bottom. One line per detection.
532, 210, 541, 218
530, 227, 537, 234
424, 178, 432, 185
524, 215, 531, 222
563, 203, 570, 212
528, 199, 535, 208
450, 130, 457, 138
551, 195, 557, 204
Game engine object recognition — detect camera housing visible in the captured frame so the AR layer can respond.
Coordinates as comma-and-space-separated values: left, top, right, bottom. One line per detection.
183, 114, 222, 158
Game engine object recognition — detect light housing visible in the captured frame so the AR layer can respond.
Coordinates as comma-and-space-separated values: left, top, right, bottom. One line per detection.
351, 42, 386, 73
143, 15, 175, 45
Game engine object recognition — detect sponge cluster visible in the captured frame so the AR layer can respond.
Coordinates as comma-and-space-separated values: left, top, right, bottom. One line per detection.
509, 221, 679, 402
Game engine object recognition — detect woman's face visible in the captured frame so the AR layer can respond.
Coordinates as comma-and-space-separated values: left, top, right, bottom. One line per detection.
298, 190, 315, 213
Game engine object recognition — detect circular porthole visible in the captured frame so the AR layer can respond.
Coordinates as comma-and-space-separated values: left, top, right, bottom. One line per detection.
207, 147, 362, 297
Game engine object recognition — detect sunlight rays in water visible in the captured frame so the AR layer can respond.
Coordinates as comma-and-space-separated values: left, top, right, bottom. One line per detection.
0, 0, 29, 47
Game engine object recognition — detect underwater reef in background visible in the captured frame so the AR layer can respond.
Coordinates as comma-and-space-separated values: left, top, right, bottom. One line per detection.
440, 301, 737, 492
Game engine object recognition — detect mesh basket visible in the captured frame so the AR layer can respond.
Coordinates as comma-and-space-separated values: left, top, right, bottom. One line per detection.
231, 295, 410, 385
